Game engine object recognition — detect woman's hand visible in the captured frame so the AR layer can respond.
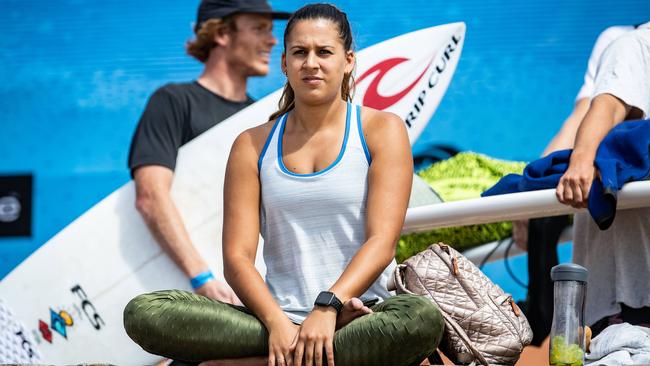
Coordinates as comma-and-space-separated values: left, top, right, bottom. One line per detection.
556, 158, 596, 209
268, 318, 300, 366
293, 307, 337, 366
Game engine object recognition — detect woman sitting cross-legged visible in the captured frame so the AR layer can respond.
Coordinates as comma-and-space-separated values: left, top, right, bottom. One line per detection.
123, 4, 444, 366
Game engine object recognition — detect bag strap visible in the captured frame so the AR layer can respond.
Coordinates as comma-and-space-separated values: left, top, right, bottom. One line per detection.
435, 244, 522, 320
431, 243, 459, 276
428, 244, 490, 366
393, 264, 415, 295
438, 307, 490, 366
395, 248, 489, 365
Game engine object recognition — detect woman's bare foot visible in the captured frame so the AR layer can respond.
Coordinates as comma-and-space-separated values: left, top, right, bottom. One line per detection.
198, 356, 267, 366
336, 297, 373, 329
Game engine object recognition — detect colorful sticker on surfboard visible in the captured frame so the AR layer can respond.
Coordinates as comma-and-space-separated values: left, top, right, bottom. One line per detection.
32, 284, 106, 345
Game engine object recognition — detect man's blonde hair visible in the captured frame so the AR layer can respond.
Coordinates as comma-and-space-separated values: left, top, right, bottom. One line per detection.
186, 17, 236, 63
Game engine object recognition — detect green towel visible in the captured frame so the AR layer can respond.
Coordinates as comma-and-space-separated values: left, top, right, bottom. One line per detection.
396, 152, 526, 263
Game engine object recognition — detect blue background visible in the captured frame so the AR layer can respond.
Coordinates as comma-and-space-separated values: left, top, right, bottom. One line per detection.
1, 0, 648, 298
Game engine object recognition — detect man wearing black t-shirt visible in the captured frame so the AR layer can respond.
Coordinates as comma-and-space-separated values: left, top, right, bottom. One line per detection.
128, 0, 290, 304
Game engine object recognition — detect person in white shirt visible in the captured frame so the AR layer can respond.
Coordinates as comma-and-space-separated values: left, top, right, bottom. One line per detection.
554, 22, 650, 335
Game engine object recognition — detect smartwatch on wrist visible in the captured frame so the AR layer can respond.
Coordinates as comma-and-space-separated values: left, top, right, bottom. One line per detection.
314, 291, 343, 313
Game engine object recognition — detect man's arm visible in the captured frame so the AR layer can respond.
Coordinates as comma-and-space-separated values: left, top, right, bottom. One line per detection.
129, 86, 239, 303
542, 98, 591, 156
557, 30, 649, 208
556, 93, 630, 208
513, 98, 591, 249
512, 26, 636, 248
134, 165, 239, 303
546, 26, 628, 157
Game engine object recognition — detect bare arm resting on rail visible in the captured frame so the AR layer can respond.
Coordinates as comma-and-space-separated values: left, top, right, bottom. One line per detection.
558, 30, 650, 208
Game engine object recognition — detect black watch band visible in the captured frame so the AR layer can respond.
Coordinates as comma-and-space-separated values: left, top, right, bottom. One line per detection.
314, 291, 343, 313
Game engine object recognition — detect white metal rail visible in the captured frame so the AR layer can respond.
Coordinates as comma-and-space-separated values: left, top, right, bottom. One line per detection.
402, 181, 650, 234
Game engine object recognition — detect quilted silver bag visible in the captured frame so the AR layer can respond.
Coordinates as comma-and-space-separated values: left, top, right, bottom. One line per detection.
393, 243, 532, 365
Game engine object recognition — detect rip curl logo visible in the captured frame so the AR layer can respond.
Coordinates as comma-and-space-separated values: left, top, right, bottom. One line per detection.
357, 33, 463, 129
357, 57, 431, 111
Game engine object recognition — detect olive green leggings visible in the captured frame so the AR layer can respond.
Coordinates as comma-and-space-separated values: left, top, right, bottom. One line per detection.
124, 290, 443, 365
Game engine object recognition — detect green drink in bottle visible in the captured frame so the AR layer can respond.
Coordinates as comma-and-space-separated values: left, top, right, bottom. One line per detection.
549, 264, 588, 366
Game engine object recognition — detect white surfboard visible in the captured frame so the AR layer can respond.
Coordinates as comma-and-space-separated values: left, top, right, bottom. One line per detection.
0, 23, 465, 364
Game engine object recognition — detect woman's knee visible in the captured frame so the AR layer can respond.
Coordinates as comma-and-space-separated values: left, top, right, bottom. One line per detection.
123, 290, 187, 339
333, 295, 444, 365
389, 294, 444, 344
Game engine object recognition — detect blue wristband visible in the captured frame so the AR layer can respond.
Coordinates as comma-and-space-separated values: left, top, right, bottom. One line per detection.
190, 270, 215, 290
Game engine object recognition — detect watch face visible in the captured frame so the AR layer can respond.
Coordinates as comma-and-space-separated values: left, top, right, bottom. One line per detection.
315, 292, 334, 306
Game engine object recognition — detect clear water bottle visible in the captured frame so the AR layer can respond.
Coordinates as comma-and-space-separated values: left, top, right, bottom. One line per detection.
549, 263, 588, 366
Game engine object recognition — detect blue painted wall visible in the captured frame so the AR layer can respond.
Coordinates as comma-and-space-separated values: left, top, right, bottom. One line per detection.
1, 0, 648, 298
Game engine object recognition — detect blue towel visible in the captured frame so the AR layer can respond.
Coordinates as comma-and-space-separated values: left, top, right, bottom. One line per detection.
482, 120, 650, 230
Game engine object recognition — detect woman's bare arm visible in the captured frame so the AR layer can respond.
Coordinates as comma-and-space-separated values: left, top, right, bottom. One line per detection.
223, 123, 300, 365
222, 126, 289, 327
328, 108, 413, 302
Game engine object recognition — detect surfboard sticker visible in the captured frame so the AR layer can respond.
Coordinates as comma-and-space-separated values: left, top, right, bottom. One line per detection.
353, 23, 465, 142
0, 23, 465, 364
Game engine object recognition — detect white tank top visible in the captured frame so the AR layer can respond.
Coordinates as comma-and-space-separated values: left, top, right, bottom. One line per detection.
258, 102, 396, 323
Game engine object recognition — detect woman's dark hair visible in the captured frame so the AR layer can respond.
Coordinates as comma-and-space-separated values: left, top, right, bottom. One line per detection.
269, 3, 355, 121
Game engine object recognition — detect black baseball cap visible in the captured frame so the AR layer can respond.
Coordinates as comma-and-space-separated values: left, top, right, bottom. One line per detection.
196, 0, 292, 32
